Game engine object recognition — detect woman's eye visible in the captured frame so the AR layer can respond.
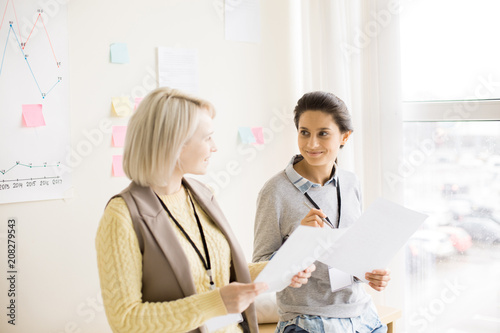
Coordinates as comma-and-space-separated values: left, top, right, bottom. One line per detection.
300, 130, 309, 136
319, 131, 329, 136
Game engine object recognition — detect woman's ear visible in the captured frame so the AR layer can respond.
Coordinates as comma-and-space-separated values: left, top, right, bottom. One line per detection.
341, 130, 352, 145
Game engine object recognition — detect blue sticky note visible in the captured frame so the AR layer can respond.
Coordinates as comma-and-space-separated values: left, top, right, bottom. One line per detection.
110, 43, 130, 64
238, 127, 256, 144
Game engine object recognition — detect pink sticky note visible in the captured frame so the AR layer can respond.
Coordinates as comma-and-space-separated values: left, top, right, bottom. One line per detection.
251, 127, 264, 145
112, 155, 125, 177
134, 97, 143, 110
22, 104, 46, 127
112, 126, 127, 147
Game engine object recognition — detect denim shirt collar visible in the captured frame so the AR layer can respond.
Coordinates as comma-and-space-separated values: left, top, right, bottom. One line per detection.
284, 155, 338, 194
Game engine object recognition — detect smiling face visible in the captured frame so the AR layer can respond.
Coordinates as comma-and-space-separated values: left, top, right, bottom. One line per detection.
297, 110, 351, 170
177, 109, 217, 176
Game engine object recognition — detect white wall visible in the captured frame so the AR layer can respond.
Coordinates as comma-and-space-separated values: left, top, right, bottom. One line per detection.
0, 0, 299, 332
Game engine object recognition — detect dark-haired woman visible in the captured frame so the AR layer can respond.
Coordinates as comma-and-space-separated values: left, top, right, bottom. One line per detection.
252, 91, 391, 333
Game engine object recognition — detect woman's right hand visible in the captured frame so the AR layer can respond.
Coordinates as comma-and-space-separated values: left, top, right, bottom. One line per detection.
301, 208, 327, 228
219, 282, 268, 313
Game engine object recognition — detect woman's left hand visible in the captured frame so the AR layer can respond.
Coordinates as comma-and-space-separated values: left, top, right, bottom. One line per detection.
289, 264, 316, 288
365, 269, 391, 291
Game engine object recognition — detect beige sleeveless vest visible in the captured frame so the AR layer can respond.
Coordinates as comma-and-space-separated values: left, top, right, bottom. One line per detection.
111, 178, 258, 333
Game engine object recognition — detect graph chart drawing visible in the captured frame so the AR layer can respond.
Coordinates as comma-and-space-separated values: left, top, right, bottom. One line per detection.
0, 0, 70, 204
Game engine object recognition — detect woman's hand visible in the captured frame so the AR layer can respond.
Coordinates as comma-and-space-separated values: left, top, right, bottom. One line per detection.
365, 269, 391, 291
301, 208, 327, 228
289, 264, 316, 288
219, 282, 268, 313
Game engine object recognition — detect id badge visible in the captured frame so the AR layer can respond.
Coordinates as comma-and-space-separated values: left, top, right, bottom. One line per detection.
205, 313, 243, 332
328, 266, 353, 292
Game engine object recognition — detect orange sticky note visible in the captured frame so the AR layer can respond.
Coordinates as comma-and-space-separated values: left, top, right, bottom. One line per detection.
134, 97, 143, 110
22, 104, 46, 127
112, 155, 125, 177
112, 126, 127, 147
251, 127, 264, 144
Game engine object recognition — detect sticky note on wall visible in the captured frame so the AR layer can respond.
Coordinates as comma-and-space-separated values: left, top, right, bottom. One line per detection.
110, 43, 130, 64
134, 97, 143, 110
112, 126, 127, 147
112, 155, 125, 177
111, 97, 132, 117
22, 104, 46, 127
238, 127, 256, 144
251, 127, 264, 145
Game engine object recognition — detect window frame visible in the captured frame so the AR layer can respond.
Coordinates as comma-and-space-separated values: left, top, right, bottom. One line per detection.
402, 100, 500, 122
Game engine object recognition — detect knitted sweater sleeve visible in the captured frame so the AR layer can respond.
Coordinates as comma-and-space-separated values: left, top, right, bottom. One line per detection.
95, 198, 228, 333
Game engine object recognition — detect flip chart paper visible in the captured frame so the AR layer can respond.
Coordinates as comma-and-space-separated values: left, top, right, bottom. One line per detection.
318, 198, 428, 282
238, 127, 256, 144
225, 0, 261, 43
111, 97, 132, 117
112, 126, 127, 147
22, 104, 45, 127
110, 43, 130, 64
158, 47, 199, 94
251, 127, 264, 144
112, 155, 125, 177
254, 226, 346, 293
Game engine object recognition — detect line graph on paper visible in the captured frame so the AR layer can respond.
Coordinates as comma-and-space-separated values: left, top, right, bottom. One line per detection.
0, 0, 70, 204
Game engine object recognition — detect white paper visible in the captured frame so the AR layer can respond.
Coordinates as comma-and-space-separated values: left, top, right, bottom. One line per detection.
0, 1, 71, 204
328, 267, 353, 292
254, 226, 346, 293
205, 313, 242, 332
157, 47, 199, 94
225, 0, 261, 43
318, 198, 428, 282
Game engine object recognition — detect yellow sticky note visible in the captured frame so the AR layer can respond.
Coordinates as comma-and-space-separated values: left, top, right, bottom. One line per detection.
111, 97, 132, 117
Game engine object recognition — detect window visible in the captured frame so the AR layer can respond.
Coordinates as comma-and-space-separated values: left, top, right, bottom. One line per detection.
401, 1, 500, 332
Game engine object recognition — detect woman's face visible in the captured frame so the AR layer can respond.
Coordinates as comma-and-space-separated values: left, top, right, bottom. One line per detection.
178, 110, 217, 175
297, 110, 351, 168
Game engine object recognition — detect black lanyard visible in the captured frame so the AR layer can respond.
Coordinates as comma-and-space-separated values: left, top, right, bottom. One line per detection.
304, 179, 341, 228
156, 192, 215, 290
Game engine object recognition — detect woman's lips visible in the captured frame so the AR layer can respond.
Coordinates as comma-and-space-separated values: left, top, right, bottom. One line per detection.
306, 151, 323, 157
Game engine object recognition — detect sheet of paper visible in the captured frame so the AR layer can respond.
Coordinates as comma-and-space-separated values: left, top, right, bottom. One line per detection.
254, 226, 347, 293
158, 47, 199, 95
205, 313, 242, 332
328, 267, 353, 292
111, 97, 132, 117
238, 127, 256, 144
225, 0, 261, 43
110, 43, 130, 64
112, 155, 125, 177
318, 198, 427, 282
112, 126, 127, 147
22, 104, 45, 127
251, 127, 264, 144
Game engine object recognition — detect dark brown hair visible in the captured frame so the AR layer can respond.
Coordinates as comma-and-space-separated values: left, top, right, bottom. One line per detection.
293, 91, 354, 136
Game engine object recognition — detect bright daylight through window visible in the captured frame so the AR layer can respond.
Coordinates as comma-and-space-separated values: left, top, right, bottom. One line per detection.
400, 0, 500, 332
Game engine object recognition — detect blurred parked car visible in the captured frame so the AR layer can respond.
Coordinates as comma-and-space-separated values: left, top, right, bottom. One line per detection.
437, 226, 472, 253
407, 229, 456, 258
452, 217, 500, 244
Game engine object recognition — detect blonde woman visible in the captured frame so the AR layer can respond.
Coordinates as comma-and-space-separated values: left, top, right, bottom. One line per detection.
96, 87, 314, 333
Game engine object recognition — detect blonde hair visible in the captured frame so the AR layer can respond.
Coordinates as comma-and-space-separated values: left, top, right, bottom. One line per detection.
123, 87, 215, 187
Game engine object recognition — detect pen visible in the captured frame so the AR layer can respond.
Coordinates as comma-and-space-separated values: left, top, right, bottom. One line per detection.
302, 201, 335, 229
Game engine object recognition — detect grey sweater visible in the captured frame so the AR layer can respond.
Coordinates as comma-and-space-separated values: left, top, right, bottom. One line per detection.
252, 160, 372, 321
